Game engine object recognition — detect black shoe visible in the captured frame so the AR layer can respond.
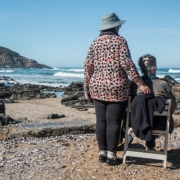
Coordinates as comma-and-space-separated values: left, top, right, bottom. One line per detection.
106, 157, 122, 166
99, 154, 107, 163
146, 147, 156, 151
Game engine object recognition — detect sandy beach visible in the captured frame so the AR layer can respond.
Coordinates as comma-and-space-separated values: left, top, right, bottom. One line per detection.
0, 98, 179, 179
5, 98, 96, 125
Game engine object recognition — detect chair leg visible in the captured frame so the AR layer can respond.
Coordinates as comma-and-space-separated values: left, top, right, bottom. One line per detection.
163, 160, 167, 168
163, 134, 168, 154
123, 155, 126, 164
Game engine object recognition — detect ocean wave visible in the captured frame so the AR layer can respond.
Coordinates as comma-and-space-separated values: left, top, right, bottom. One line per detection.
0, 70, 15, 73
53, 72, 84, 78
168, 69, 180, 73
157, 75, 165, 78
17, 79, 65, 87
51, 67, 60, 70
66, 69, 84, 72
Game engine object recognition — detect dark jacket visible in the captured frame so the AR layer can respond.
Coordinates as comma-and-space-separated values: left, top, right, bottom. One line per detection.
131, 75, 177, 134
130, 95, 166, 141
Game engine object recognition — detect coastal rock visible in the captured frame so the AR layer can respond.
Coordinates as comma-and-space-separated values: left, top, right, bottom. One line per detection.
0, 114, 17, 126
0, 76, 19, 86
0, 101, 17, 126
161, 76, 180, 115
0, 46, 51, 68
0, 124, 95, 140
164, 75, 180, 87
0, 78, 64, 100
46, 114, 66, 119
172, 86, 180, 115
15, 117, 29, 123
0, 100, 5, 114
61, 82, 94, 111
0, 100, 17, 126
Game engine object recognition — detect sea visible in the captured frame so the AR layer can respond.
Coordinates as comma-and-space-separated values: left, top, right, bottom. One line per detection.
0, 67, 180, 88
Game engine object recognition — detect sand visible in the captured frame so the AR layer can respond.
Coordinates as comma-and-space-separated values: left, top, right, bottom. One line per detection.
5, 98, 96, 124
0, 98, 179, 180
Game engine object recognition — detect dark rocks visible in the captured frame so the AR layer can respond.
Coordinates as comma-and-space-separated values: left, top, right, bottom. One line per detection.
0, 76, 18, 84
163, 76, 180, 114
63, 82, 84, 96
61, 93, 79, 102
0, 78, 64, 100
0, 114, 17, 126
164, 75, 180, 87
0, 100, 17, 126
0, 46, 51, 69
61, 82, 94, 111
15, 117, 29, 123
0, 100, 5, 114
3, 99, 15, 103
46, 114, 66, 119
172, 86, 180, 115
0, 124, 96, 140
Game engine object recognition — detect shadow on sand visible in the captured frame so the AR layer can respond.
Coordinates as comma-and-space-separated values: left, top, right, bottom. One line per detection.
117, 143, 180, 169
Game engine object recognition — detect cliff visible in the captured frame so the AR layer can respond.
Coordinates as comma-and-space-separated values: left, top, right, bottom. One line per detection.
0, 46, 51, 69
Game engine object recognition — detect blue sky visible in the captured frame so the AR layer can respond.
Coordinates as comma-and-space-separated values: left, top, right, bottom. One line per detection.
1, 0, 180, 68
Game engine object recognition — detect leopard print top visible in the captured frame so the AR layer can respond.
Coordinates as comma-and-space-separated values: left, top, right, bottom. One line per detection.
84, 34, 140, 102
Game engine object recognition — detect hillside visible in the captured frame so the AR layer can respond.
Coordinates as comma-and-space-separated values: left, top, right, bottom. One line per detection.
0, 46, 51, 68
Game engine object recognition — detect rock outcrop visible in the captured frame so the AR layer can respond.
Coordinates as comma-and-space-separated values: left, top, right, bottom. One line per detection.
0, 46, 51, 68
164, 75, 180, 87
0, 100, 16, 126
172, 85, 180, 114
61, 82, 94, 111
46, 114, 66, 119
0, 76, 64, 100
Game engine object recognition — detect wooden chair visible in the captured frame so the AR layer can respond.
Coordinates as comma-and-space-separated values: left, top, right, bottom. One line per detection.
123, 97, 172, 168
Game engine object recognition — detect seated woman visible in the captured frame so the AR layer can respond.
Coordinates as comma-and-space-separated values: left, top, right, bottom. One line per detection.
131, 54, 177, 149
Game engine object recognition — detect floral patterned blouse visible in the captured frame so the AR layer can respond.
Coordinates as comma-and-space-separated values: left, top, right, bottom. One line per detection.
84, 34, 140, 102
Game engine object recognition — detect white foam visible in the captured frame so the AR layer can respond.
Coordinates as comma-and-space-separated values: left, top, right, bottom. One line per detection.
157, 75, 165, 78
174, 78, 180, 82
53, 72, 84, 78
0, 70, 15, 73
168, 69, 180, 73
17, 79, 65, 87
66, 69, 84, 72
51, 67, 60, 70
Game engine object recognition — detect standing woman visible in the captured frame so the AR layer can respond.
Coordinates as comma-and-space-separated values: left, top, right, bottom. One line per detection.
84, 13, 150, 165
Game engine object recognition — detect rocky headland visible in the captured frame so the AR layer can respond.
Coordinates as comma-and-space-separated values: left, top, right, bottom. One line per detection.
0, 46, 51, 69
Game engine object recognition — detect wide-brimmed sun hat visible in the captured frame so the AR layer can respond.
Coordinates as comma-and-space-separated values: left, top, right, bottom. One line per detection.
100, 12, 126, 31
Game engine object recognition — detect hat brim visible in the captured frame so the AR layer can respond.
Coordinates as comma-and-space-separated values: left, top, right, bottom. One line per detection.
99, 20, 126, 31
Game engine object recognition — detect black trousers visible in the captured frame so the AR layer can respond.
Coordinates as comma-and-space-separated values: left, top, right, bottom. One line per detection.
93, 99, 128, 152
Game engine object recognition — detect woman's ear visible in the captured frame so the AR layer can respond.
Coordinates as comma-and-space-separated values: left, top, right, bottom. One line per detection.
151, 66, 157, 74
115, 26, 120, 32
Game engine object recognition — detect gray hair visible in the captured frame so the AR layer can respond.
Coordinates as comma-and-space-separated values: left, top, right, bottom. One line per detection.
138, 54, 157, 75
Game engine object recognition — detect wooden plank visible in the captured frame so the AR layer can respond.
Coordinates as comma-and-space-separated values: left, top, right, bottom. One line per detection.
125, 150, 166, 160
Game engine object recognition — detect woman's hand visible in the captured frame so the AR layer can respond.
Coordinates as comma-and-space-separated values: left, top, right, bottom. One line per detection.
139, 85, 151, 94
133, 77, 151, 94
85, 92, 93, 103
